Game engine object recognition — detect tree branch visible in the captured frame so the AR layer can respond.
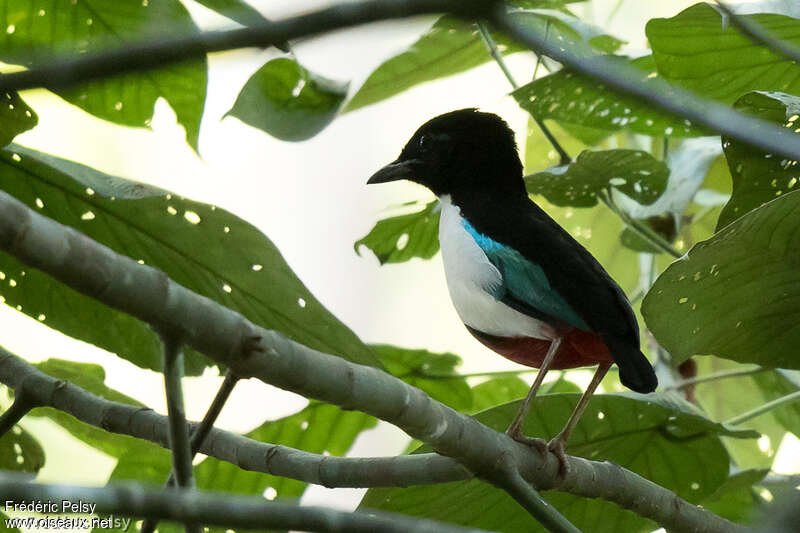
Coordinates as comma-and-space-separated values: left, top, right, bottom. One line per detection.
665, 366, 768, 391
477, 21, 570, 165
0, 473, 493, 533
142, 370, 241, 533
714, 1, 800, 64
725, 390, 800, 426
0, 190, 749, 533
0, 0, 496, 94
0, 387, 38, 437
489, 6, 800, 161
0, 346, 470, 488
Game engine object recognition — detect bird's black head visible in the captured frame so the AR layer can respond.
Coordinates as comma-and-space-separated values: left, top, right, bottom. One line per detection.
367, 109, 525, 199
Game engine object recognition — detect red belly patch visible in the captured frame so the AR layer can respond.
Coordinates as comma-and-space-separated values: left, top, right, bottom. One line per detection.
466, 327, 614, 369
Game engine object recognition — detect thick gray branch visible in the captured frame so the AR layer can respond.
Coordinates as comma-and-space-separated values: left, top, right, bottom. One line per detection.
0, 347, 469, 488
0, 190, 748, 533
0, 473, 491, 533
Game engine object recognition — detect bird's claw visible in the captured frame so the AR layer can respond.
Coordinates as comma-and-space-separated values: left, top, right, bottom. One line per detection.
508, 430, 548, 455
546, 436, 569, 478
508, 427, 570, 478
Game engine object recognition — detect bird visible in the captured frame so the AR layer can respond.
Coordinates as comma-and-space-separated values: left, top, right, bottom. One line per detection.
367, 108, 657, 470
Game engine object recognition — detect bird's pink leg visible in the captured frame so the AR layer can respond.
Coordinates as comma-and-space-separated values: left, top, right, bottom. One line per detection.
547, 362, 612, 476
506, 336, 561, 448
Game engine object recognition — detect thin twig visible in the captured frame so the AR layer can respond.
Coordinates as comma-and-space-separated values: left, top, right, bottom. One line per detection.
501, 468, 582, 533
600, 189, 682, 258
490, 6, 800, 161
665, 366, 768, 391
715, 1, 800, 64
0, 390, 37, 437
159, 333, 198, 533
0, 473, 494, 533
724, 390, 800, 426
142, 370, 241, 533
477, 21, 570, 165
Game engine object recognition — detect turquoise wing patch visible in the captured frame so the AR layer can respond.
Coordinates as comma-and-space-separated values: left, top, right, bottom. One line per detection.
462, 219, 590, 331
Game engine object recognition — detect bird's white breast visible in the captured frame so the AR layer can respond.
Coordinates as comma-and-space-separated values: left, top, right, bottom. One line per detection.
437, 195, 555, 340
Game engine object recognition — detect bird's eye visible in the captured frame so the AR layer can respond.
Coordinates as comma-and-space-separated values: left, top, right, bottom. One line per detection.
419, 135, 427, 149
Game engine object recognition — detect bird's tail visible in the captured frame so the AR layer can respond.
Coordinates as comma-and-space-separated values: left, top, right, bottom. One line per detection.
605, 338, 658, 393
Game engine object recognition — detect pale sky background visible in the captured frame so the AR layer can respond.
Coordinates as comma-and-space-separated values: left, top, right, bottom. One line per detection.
1, 0, 797, 527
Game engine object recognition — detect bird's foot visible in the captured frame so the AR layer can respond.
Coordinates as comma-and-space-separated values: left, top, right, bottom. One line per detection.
506, 426, 548, 455
546, 436, 570, 478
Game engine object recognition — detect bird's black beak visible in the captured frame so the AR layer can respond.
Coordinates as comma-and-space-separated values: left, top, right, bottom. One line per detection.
367, 159, 420, 184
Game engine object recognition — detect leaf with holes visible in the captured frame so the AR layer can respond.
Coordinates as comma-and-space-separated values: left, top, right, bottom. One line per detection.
151, 402, 377, 533
345, 10, 616, 113
373, 344, 472, 412
0, 145, 380, 374
647, 4, 800, 106
361, 393, 749, 533
0, 91, 36, 147
0, 423, 44, 474
525, 149, 669, 207
718, 92, 800, 230
0, 0, 206, 149
226, 58, 347, 141
356, 201, 440, 265
643, 189, 800, 369
513, 56, 707, 139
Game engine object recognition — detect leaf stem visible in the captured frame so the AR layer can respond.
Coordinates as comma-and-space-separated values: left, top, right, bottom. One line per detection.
477, 21, 570, 165
665, 366, 768, 391
725, 390, 800, 426
600, 189, 682, 258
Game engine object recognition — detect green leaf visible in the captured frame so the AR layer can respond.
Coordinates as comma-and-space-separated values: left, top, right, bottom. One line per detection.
226, 58, 347, 142
345, 11, 615, 113
693, 357, 783, 470
355, 201, 440, 265
344, 17, 508, 112
470, 376, 530, 414
30, 359, 166, 461
0, 92, 36, 147
0, 422, 44, 474
514, 56, 707, 138
373, 345, 472, 412
718, 92, 800, 230
752, 369, 800, 438
0, 0, 206, 150
194, 0, 268, 26
525, 149, 669, 207
0, 510, 19, 532
0, 145, 380, 374
643, 189, 800, 369
646, 4, 800, 106
701, 468, 769, 525
361, 393, 740, 533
